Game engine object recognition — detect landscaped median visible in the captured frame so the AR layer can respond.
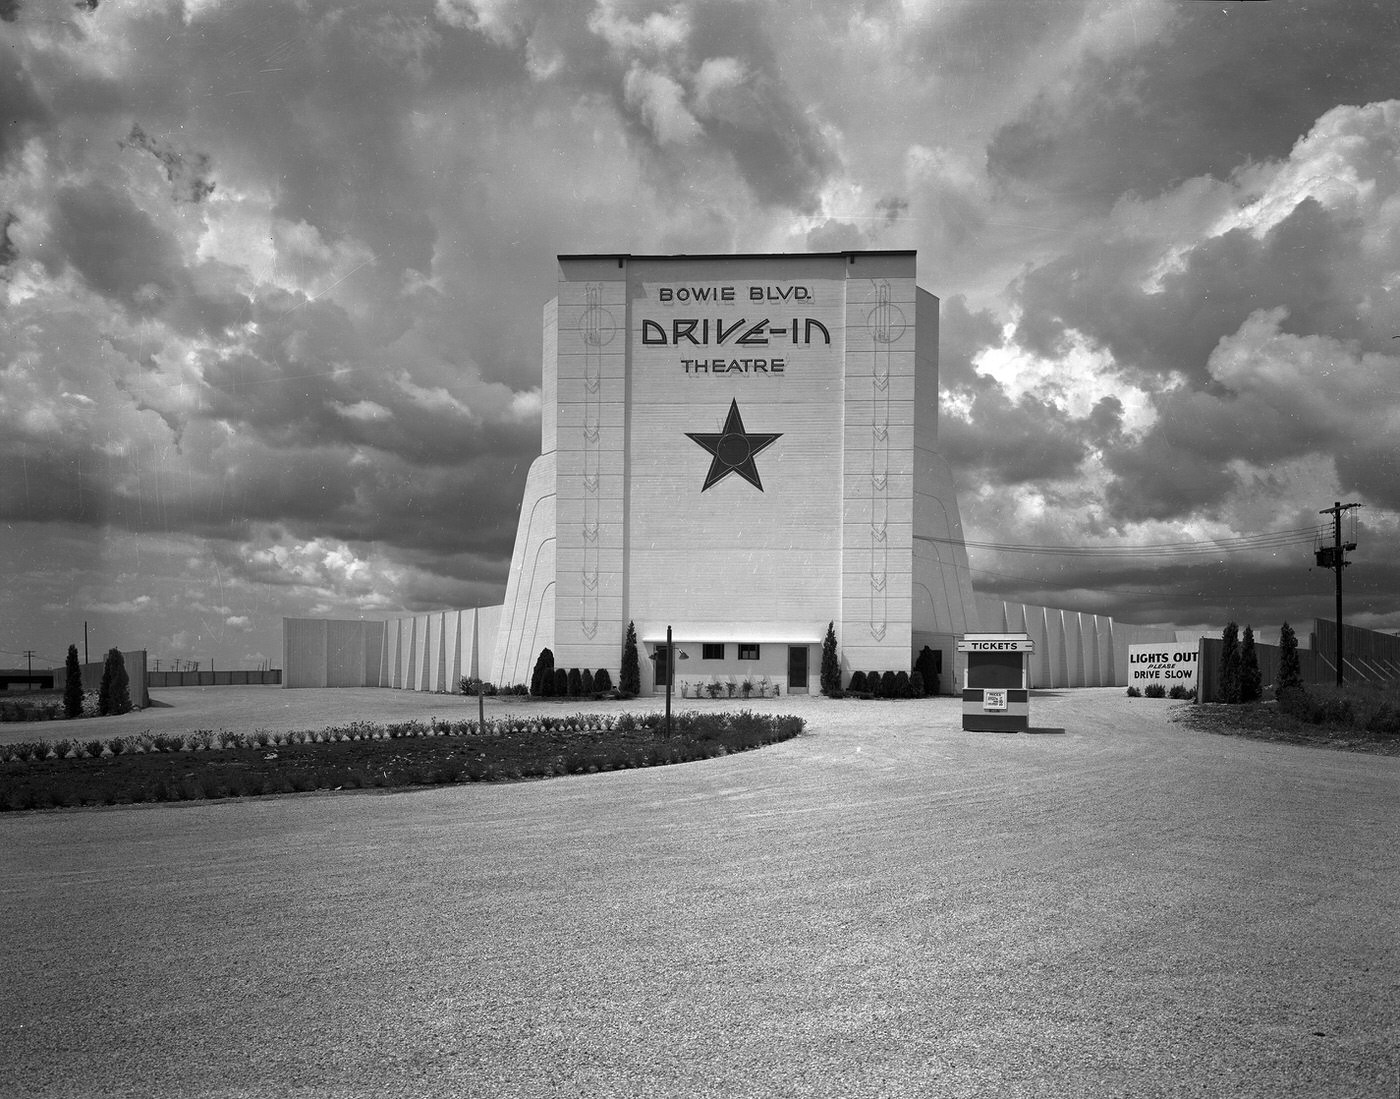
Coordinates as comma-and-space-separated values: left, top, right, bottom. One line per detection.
0, 710, 805, 812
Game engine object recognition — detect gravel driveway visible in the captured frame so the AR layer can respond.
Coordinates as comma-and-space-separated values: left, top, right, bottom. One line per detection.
1, 688, 1397, 1098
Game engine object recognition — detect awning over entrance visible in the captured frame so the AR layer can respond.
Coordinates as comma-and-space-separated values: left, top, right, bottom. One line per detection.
640, 630, 823, 645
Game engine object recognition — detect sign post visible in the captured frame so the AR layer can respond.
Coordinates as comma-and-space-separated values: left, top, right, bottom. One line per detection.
958, 633, 1034, 732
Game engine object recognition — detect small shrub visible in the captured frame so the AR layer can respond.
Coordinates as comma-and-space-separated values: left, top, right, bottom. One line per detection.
580, 669, 595, 697
108, 737, 126, 756
594, 668, 612, 694
866, 671, 882, 698
894, 670, 912, 699
553, 668, 569, 697
1126, 685, 1142, 697
1143, 683, 1167, 698
880, 671, 898, 698
1365, 702, 1400, 736
85, 739, 105, 758
848, 671, 867, 694
53, 738, 74, 759
567, 668, 583, 697
909, 670, 925, 698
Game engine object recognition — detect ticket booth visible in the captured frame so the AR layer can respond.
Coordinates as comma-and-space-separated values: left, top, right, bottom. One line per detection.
959, 633, 1034, 732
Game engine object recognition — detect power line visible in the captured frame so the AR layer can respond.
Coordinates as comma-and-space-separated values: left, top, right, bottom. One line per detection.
921, 526, 1318, 559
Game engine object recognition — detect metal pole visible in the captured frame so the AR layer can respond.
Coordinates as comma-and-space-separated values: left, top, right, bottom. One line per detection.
665, 625, 672, 737
1334, 501, 1344, 687
473, 610, 485, 732
84, 621, 88, 666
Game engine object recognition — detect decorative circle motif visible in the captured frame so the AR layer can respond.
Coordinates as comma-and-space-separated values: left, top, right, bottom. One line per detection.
867, 299, 906, 344
717, 433, 752, 465
582, 306, 617, 347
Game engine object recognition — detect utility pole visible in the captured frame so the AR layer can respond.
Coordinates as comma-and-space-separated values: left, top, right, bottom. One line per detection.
23, 650, 35, 691
1316, 501, 1360, 686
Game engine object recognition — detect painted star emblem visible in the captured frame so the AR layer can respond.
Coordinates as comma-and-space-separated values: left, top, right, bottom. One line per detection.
686, 399, 782, 492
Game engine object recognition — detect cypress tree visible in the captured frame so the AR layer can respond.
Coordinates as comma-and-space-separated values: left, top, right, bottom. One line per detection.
594, 668, 612, 694
98, 650, 115, 715
64, 644, 83, 719
1219, 622, 1241, 704
530, 647, 554, 697
110, 649, 131, 714
915, 646, 940, 696
620, 621, 641, 697
819, 621, 840, 696
1277, 621, 1303, 697
1240, 625, 1262, 703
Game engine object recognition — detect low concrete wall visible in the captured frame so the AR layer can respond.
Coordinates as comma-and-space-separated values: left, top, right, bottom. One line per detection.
147, 670, 282, 687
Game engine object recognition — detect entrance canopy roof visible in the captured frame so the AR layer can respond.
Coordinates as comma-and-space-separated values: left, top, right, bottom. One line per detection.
641, 629, 824, 645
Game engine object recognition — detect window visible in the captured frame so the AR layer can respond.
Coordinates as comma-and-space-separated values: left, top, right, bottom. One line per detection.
702, 643, 724, 660
738, 643, 760, 660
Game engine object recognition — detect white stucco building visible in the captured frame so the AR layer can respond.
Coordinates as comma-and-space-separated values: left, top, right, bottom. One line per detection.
284, 251, 1174, 694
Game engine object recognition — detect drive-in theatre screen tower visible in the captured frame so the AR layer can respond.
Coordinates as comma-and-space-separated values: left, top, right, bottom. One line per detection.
492, 250, 978, 693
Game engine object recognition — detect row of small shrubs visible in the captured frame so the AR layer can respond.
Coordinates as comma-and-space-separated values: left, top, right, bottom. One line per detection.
526, 666, 616, 699
0, 696, 68, 723
845, 670, 930, 699
0, 709, 783, 762
1127, 684, 1196, 700
456, 679, 529, 696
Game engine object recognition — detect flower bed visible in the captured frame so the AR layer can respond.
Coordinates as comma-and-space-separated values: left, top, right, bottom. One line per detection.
0, 710, 805, 811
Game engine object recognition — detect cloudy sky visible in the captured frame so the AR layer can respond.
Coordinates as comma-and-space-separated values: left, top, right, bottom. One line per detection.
2, 0, 1397, 673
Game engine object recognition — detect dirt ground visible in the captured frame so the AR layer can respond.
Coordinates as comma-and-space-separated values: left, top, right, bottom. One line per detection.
2, 686, 1397, 1098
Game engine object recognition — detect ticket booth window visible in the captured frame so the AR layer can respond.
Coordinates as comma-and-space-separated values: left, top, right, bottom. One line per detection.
967, 651, 1022, 690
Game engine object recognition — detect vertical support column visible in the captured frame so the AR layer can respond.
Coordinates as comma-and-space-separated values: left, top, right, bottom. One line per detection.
555, 260, 628, 674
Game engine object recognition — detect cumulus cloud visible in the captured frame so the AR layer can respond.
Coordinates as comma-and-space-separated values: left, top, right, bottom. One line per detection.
119, 123, 215, 205
3, 0, 1399, 668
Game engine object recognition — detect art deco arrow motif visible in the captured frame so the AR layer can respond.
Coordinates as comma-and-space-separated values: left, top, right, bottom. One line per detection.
582, 472, 599, 492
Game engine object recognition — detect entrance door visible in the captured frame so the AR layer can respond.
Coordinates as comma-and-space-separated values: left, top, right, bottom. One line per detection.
788, 645, 809, 693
